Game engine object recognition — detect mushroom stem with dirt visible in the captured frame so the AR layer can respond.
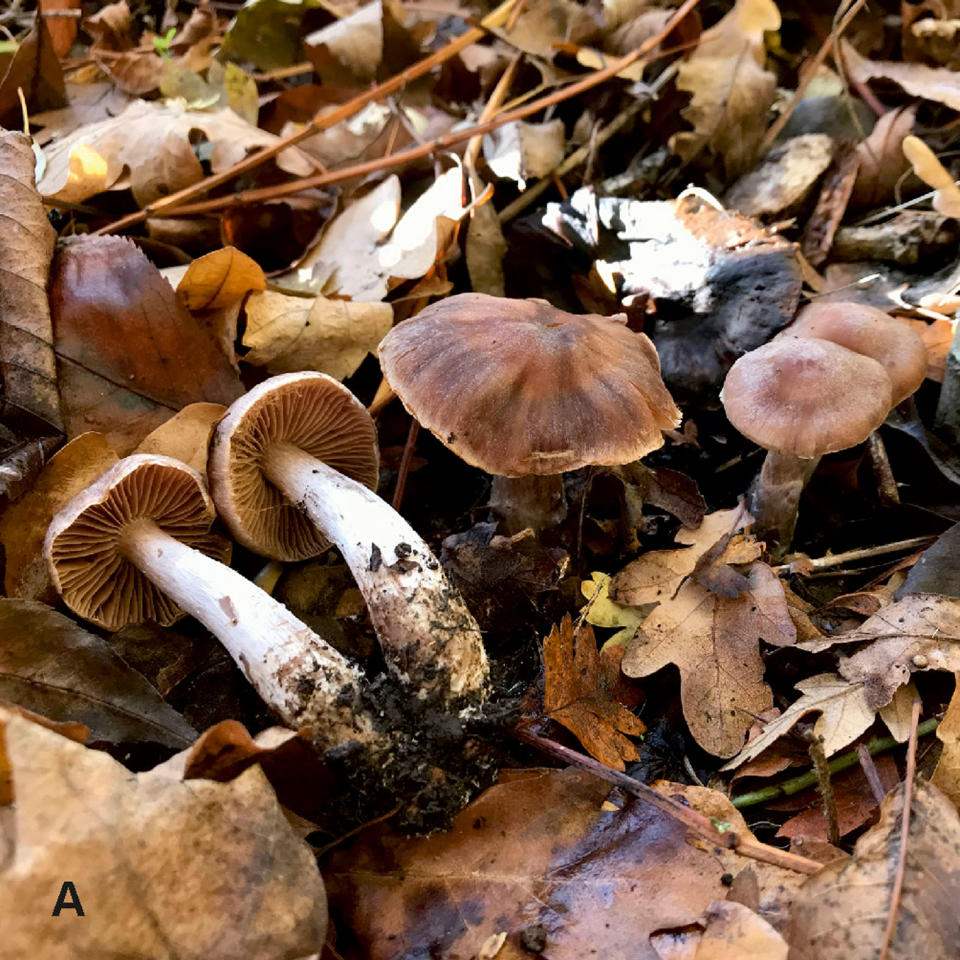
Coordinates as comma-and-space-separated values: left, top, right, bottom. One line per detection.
208, 372, 488, 706
44, 454, 376, 750
377, 293, 682, 534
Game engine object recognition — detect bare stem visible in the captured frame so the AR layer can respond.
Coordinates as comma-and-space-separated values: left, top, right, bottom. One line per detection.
751, 451, 820, 554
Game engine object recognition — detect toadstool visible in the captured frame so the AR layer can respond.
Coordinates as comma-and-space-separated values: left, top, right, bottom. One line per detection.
208, 372, 488, 706
721, 336, 893, 550
44, 454, 375, 749
377, 293, 682, 531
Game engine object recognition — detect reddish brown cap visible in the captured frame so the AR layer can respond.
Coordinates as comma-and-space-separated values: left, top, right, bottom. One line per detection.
721, 337, 893, 458
378, 293, 681, 476
44, 455, 231, 630
209, 372, 379, 562
787, 301, 927, 405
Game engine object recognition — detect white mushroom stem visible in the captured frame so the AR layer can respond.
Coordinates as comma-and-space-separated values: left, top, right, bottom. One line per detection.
119, 518, 376, 748
261, 441, 489, 703
751, 452, 821, 553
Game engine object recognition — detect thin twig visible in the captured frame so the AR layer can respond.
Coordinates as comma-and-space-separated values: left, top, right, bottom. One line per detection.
804, 730, 840, 845
758, 0, 868, 154
392, 419, 419, 511
96, 0, 523, 235
101, 0, 702, 226
516, 727, 822, 875
879, 698, 921, 960
858, 743, 886, 805
772, 535, 935, 574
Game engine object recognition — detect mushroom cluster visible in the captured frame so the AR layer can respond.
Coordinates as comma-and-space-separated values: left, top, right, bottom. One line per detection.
721, 301, 927, 549
378, 292, 682, 531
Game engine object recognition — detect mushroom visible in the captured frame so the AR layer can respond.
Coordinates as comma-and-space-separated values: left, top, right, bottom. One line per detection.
44, 454, 375, 750
785, 301, 927, 404
208, 372, 488, 706
721, 337, 893, 550
377, 293, 682, 532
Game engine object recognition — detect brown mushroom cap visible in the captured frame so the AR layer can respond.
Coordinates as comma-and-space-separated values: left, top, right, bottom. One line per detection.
208, 372, 379, 562
787, 301, 927, 405
721, 337, 894, 458
378, 293, 681, 476
45, 454, 231, 630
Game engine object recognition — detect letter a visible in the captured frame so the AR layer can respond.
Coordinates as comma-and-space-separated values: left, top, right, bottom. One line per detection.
52, 881, 84, 917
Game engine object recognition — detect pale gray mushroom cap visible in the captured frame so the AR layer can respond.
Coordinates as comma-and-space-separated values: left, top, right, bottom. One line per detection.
208, 372, 380, 562
378, 293, 682, 477
721, 337, 894, 459
45, 454, 231, 630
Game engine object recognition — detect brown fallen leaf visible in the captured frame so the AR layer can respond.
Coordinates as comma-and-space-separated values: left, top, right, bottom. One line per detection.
902, 134, 960, 218
849, 105, 916, 208
0, 131, 62, 432
0, 16, 66, 127
788, 779, 960, 959
241, 290, 393, 381
610, 505, 751, 606
0, 599, 195, 749
49, 235, 243, 453
42, 0, 82, 59
623, 563, 795, 757
841, 38, 960, 112
722, 674, 875, 772
931, 673, 960, 808
691, 900, 788, 959
0, 709, 327, 958
175, 245, 266, 312
0, 432, 117, 601
133, 403, 227, 474
543, 615, 645, 771
482, 119, 566, 188
324, 767, 794, 960
671, 0, 781, 177
39, 99, 316, 206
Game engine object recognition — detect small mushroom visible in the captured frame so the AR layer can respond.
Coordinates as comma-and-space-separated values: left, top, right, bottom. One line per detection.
378, 293, 681, 531
208, 372, 488, 705
786, 301, 928, 404
44, 454, 375, 749
721, 337, 893, 550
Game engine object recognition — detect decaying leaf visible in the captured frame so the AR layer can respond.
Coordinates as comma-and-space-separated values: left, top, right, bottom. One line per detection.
721, 674, 875, 771
580, 570, 648, 647
850, 106, 916, 208
0, 709, 327, 958
690, 900, 788, 959
39, 99, 316, 205
0, 599, 195, 749
902, 135, 960, 218
49, 235, 243, 452
241, 290, 393, 381
304, 0, 383, 85
671, 0, 781, 177
482, 120, 566, 189
0, 432, 117, 600
175, 245, 266, 312
543, 615, 645, 770
133, 403, 226, 474
932, 674, 960, 808
0, 131, 62, 432
788, 779, 960, 959
325, 767, 789, 960
622, 563, 795, 757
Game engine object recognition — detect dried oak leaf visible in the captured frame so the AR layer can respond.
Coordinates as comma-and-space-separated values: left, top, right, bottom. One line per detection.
788, 779, 960, 959
50, 235, 243, 453
38, 99, 315, 206
671, 0, 781, 177
722, 674, 875, 772
0, 710, 327, 958
543, 615, 645, 770
0, 599, 195, 749
0, 131, 62, 431
623, 563, 795, 757
324, 768, 784, 960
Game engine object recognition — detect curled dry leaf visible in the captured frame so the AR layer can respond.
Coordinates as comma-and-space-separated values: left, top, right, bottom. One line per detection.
671, 0, 781, 177
849, 106, 916, 208
482, 120, 566, 188
788, 779, 960, 960
0, 599, 195, 749
241, 290, 393, 381
543, 615, 646, 771
902, 135, 960, 218
0, 432, 117, 601
0, 709, 327, 958
304, 0, 383, 85
39, 99, 316, 205
0, 131, 62, 432
840, 38, 960, 112
175, 245, 266, 312
721, 674, 875, 772
133, 403, 227, 474
49, 235, 243, 452
622, 563, 795, 757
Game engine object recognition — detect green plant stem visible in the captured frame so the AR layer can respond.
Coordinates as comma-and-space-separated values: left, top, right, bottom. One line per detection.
731, 717, 940, 809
